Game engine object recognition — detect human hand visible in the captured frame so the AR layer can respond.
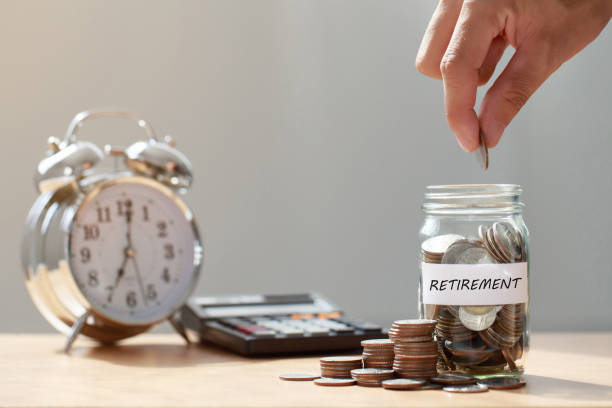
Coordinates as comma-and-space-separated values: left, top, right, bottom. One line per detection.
416, 0, 611, 152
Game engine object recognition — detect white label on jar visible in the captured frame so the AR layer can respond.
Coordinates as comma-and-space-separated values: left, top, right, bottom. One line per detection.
421, 262, 528, 305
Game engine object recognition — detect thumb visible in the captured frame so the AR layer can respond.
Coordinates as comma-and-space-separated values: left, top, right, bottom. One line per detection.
479, 44, 558, 147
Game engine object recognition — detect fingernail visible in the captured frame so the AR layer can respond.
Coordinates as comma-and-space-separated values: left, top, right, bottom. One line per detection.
456, 135, 472, 152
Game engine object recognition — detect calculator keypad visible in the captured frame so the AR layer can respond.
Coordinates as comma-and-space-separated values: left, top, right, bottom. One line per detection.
218, 316, 380, 338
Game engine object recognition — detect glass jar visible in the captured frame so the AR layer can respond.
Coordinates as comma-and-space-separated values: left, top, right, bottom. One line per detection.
418, 184, 529, 378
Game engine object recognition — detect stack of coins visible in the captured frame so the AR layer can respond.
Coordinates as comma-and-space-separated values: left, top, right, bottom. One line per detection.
421, 234, 464, 264
350, 368, 395, 387
479, 223, 525, 263
361, 339, 394, 369
421, 222, 527, 375
389, 319, 438, 379
319, 356, 362, 379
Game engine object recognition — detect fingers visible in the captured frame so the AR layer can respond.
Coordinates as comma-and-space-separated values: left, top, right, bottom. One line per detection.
415, 0, 463, 79
478, 36, 508, 85
479, 44, 556, 147
441, 3, 505, 152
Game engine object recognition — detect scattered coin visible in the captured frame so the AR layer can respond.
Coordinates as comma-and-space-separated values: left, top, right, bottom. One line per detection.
430, 373, 477, 385
314, 378, 357, 387
279, 373, 320, 381
382, 378, 426, 390
443, 383, 489, 393
477, 377, 526, 390
418, 382, 443, 390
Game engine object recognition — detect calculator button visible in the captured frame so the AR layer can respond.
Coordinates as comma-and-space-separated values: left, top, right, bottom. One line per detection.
330, 326, 354, 334
252, 330, 277, 338
278, 328, 305, 337
235, 324, 271, 335
303, 327, 330, 335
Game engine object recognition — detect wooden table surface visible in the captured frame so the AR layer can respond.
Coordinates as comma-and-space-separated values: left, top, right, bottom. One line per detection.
0, 332, 611, 408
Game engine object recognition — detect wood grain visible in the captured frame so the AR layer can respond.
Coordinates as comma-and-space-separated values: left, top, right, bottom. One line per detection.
0, 332, 610, 408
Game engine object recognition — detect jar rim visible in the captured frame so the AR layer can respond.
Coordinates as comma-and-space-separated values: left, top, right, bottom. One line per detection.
423, 184, 523, 214
425, 184, 521, 196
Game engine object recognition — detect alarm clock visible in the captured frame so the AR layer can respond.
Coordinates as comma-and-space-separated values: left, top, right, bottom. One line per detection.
22, 110, 203, 351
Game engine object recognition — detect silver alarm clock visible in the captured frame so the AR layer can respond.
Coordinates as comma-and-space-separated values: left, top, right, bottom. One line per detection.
22, 110, 203, 351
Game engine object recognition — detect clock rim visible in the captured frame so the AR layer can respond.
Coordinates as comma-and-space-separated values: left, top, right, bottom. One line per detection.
65, 175, 203, 327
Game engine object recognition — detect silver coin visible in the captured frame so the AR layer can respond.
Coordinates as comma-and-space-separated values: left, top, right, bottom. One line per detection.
361, 339, 394, 346
441, 240, 480, 264
461, 305, 494, 315
459, 306, 497, 331
475, 129, 489, 171
320, 356, 362, 363
454, 246, 497, 264
351, 368, 394, 375
382, 378, 427, 390
314, 378, 356, 386
422, 234, 465, 255
478, 225, 488, 242
477, 377, 526, 390
493, 222, 523, 261
444, 383, 489, 393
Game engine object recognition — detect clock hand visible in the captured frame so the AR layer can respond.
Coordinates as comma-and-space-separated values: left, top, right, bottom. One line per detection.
130, 255, 149, 307
124, 202, 149, 306
107, 201, 134, 303
107, 250, 129, 302
125, 200, 133, 247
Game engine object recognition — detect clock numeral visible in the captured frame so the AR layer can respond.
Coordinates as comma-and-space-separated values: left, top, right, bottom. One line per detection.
97, 206, 112, 223
83, 224, 100, 241
87, 270, 99, 287
143, 205, 150, 222
146, 284, 157, 301
157, 221, 168, 238
126, 291, 137, 308
162, 267, 170, 283
117, 200, 133, 221
164, 244, 175, 260
80, 247, 91, 264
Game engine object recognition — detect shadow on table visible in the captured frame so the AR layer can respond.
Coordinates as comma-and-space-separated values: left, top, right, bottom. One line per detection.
65, 342, 250, 368
524, 374, 612, 401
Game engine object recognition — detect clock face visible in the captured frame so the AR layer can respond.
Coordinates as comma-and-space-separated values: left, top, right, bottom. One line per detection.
68, 177, 201, 325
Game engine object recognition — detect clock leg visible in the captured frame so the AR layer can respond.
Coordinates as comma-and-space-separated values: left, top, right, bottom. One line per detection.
168, 315, 191, 344
64, 312, 89, 353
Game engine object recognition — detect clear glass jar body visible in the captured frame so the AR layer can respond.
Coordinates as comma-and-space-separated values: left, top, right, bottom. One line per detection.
418, 185, 529, 378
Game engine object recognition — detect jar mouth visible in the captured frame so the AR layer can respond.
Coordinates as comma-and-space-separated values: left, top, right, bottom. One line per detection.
423, 184, 523, 214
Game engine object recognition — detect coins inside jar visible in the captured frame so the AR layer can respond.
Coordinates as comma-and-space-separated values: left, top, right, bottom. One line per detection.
421, 221, 527, 375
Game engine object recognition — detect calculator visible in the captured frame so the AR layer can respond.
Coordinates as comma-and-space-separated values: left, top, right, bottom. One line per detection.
179, 293, 387, 355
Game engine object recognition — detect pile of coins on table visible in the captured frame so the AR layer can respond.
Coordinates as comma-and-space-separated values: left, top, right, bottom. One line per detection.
421, 221, 527, 375
280, 322, 527, 392
361, 339, 394, 369
389, 320, 438, 379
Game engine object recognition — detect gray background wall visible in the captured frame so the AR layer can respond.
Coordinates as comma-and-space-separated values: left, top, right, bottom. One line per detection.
1, 1, 610, 333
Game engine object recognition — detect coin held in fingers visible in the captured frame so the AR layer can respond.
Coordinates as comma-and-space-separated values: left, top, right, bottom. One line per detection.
475, 129, 489, 170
